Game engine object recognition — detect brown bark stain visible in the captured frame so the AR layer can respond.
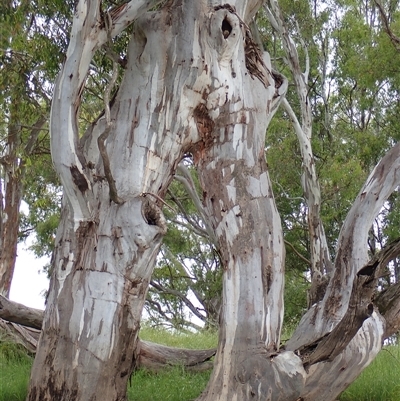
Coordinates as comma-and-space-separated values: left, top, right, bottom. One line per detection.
112, 226, 124, 256
190, 103, 216, 164
74, 220, 98, 271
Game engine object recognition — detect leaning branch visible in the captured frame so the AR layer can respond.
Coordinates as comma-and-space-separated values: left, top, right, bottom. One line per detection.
288, 142, 400, 351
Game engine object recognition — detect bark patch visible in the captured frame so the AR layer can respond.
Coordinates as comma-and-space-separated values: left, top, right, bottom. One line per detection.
193, 103, 215, 144
191, 103, 216, 163
74, 220, 98, 271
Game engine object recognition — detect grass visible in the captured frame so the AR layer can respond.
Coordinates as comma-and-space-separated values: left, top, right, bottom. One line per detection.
0, 328, 216, 401
1, 329, 399, 401
128, 367, 211, 401
0, 341, 32, 401
139, 325, 218, 349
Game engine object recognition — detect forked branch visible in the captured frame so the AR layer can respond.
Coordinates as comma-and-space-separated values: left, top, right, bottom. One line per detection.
299, 238, 400, 367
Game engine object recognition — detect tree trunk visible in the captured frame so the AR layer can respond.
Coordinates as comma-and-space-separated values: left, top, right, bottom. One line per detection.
27, 1, 234, 399
0, 114, 22, 297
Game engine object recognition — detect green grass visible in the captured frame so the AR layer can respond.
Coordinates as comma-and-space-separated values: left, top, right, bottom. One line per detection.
128, 367, 211, 401
0, 341, 32, 401
139, 326, 218, 349
340, 345, 400, 401
1, 330, 400, 401
0, 329, 216, 401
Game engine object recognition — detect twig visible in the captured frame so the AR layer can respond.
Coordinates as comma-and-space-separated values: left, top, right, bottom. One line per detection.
284, 239, 311, 266
140, 192, 177, 213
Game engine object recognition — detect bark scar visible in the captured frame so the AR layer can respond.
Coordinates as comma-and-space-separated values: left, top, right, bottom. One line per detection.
70, 165, 89, 192
140, 194, 167, 235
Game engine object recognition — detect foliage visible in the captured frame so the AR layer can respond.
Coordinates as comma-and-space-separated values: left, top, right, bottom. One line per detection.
145, 167, 222, 331
0, 0, 67, 271
259, 0, 400, 330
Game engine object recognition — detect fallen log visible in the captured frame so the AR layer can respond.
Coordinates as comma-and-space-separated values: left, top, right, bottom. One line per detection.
0, 295, 43, 330
0, 295, 216, 372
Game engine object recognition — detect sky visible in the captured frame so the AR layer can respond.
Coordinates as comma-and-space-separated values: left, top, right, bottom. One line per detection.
9, 239, 49, 310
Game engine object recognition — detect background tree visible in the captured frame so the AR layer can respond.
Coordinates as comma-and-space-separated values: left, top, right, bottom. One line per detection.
0, 0, 67, 296
144, 164, 222, 331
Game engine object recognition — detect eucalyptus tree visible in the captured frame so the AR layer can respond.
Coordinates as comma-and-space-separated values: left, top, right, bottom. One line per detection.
26, 1, 400, 401
0, 0, 67, 296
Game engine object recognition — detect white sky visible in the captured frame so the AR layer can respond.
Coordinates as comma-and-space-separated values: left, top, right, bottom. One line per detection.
9, 240, 49, 310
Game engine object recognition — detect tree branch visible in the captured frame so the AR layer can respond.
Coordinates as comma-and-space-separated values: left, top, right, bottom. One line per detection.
288, 142, 400, 350
284, 239, 311, 267
299, 238, 400, 366
266, 2, 332, 280
0, 295, 43, 330
374, 0, 400, 51
150, 280, 206, 323
175, 164, 218, 246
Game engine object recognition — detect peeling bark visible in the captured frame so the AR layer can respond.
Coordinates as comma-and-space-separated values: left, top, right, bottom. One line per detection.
0, 319, 40, 354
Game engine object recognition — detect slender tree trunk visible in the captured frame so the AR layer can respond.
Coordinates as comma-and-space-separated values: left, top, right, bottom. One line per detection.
266, 1, 332, 289
0, 112, 22, 297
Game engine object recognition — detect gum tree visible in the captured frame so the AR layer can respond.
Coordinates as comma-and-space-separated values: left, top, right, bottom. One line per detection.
27, 1, 400, 400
